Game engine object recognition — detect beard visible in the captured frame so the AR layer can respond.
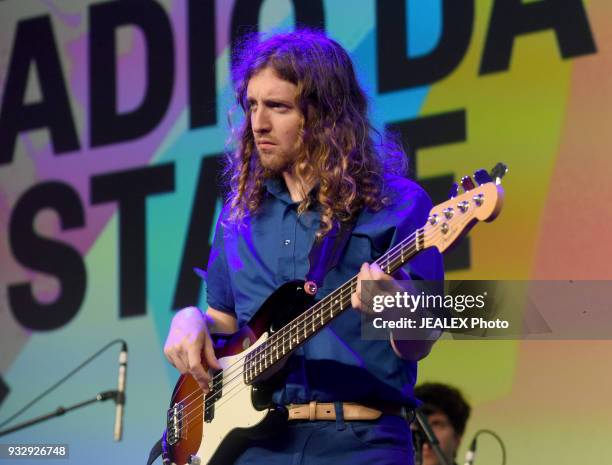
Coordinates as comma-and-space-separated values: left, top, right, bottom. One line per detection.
257, 146, 296, 174
259, 152, 287, 173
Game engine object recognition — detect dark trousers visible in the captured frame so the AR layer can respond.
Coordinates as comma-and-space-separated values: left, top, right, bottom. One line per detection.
234, 412, 414, 465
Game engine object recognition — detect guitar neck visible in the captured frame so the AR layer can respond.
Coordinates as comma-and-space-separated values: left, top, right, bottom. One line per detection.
243, 229, 424, 383
243, 169, 505, 383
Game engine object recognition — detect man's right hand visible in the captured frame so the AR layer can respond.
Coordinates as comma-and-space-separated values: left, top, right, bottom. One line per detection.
163, 306, 221, 393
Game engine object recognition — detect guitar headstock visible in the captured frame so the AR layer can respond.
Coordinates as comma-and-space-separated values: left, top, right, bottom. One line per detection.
423, 164, 506, 253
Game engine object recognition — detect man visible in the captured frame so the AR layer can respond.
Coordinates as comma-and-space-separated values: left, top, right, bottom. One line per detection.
413, 383, 472, 465
164, 30, 443, 464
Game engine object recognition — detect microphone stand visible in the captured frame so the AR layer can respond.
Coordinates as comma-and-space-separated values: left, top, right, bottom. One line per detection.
0, 390, 118, 437
414, 410, 452, 465
413, 427, 426, 465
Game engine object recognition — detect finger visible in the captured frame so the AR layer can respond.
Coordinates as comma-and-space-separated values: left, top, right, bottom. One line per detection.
351, 290, 361, 309
175, 350, 191, 375
353, 274, 362, 309
164, 343, 188, 373
369, 263, 391, 280
203, 334, 221, 371
163, 344, 175, 367
359, 262, 370, 277
357, 262, 373, 289
354, 262, 374, 309
187, 344, 211, 392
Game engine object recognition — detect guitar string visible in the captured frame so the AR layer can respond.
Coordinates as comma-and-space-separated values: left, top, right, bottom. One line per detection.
170, 224, 419, 405
172, 220, 462, 436
172, 220, 453, 429
170, 221, 459, 434
168, 226, 422, 415
176, 220, 460, 435
171, 220, 451, 426
171, 233, 421, 433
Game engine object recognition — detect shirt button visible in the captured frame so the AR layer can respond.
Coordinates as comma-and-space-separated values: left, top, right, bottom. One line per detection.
284, 239, 291, 245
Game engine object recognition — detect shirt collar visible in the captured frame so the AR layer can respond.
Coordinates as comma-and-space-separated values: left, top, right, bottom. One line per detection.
264, 176, 321, 206
264, 177, 294, 205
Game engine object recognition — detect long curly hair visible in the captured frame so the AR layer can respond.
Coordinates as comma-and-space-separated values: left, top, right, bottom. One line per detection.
226, 30, 407, 236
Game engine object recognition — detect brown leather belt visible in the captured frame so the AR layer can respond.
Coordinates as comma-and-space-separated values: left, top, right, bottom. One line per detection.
286, 401, 405, 421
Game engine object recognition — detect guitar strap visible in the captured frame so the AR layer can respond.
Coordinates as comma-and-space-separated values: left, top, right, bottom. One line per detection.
303, 218, 356, 296
146, 438, 163, 465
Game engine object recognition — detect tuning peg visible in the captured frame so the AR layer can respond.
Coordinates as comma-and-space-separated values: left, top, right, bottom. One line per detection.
448, 182, 459, 199
474, 169, 492, 185
490, 162, 508, 185
461, 176, 475, 191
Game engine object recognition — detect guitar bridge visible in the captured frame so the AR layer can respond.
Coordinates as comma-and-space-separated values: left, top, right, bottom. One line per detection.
166, 402, 184, 445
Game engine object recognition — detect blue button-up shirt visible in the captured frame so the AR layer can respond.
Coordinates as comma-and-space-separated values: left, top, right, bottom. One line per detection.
206, 176, 443, 406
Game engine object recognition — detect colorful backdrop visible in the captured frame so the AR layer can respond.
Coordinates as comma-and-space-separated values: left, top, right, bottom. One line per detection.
1, 1, 611, 463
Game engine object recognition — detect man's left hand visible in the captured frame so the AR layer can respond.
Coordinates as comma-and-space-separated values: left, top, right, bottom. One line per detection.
351, 262, 395, 312
351, 262, 437, 361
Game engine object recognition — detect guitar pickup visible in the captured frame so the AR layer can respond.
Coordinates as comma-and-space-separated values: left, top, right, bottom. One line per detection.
204, 369, 223, 423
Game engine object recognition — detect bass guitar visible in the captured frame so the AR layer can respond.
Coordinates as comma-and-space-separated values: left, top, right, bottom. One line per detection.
160, 164, 507, 465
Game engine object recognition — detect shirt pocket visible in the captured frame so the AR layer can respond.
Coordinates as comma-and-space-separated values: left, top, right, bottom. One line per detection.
347, 415, 413, 452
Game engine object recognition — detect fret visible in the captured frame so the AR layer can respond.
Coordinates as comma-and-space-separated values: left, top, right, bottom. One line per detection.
258, 352, 262, 376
